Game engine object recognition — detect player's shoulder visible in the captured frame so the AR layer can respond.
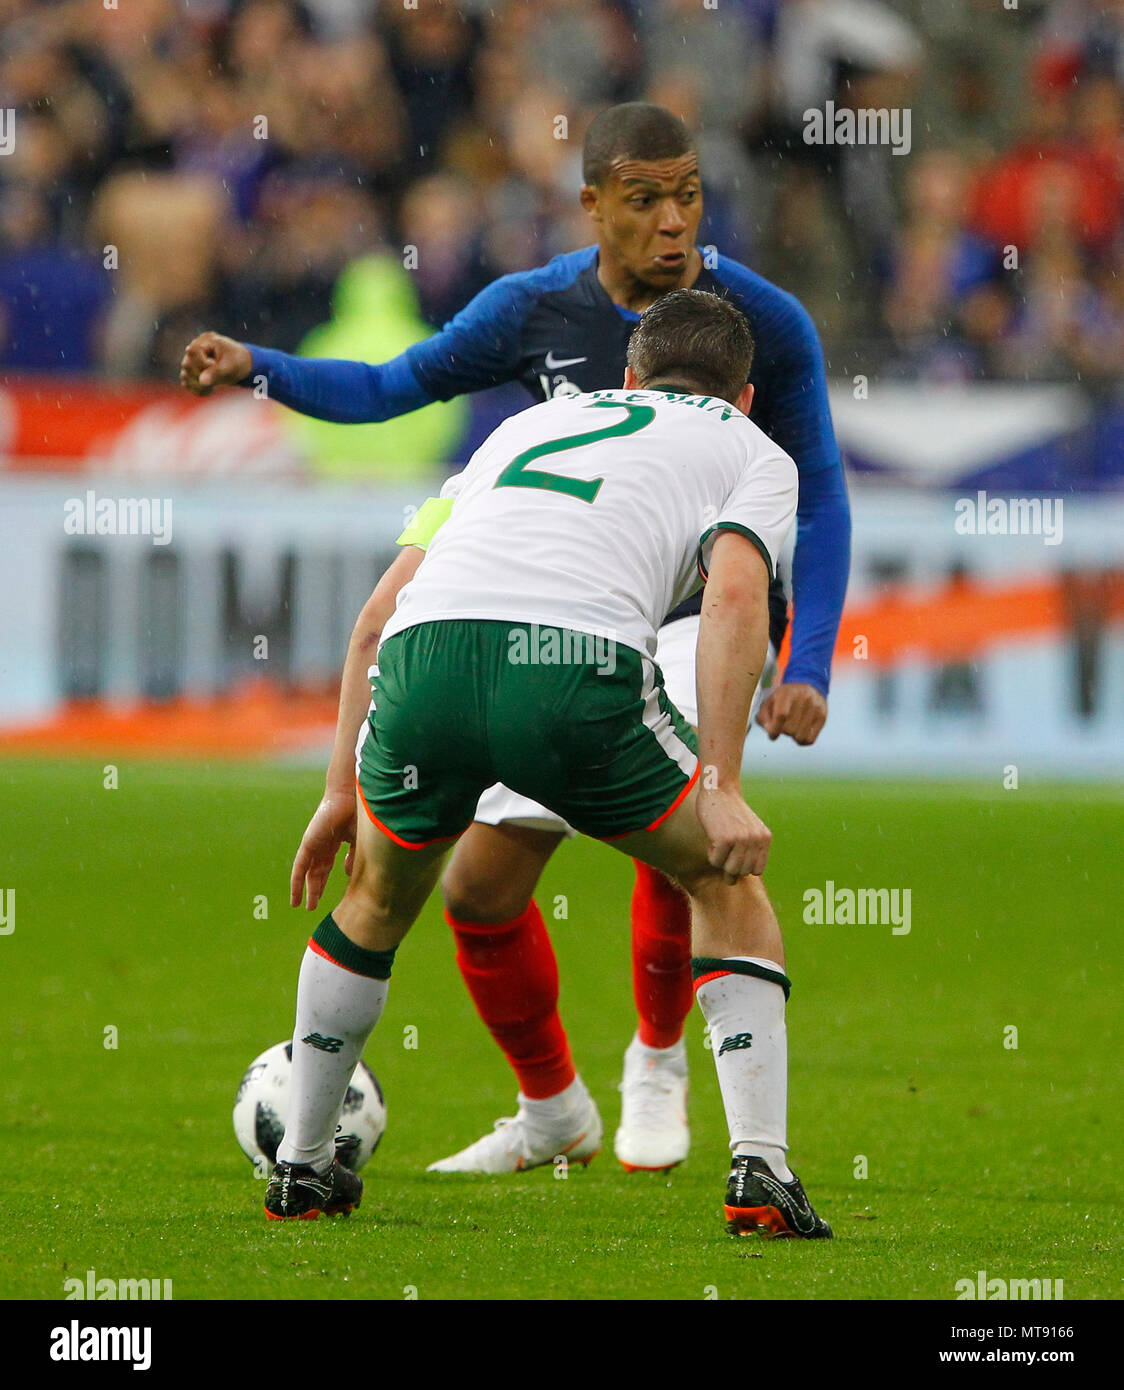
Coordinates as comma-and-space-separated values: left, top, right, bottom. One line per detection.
738, 412, 799, 473
487, 246, 600, 304
441, 247, 598, 336
708, 253, 820, 345
686, 392, 797, 467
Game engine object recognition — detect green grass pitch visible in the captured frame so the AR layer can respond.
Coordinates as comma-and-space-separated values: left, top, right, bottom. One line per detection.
1, 757, 1120, 1300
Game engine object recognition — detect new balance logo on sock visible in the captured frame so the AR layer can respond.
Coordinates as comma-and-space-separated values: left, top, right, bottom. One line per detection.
718, 1032, 753, 1056
302, 1032, 345, 1053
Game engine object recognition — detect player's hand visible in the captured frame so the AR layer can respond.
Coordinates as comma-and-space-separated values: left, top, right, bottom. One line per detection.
290, 787, 358, 911
179, 331, 253, 396
755, 682, 827, 746
696, 783, 772, 882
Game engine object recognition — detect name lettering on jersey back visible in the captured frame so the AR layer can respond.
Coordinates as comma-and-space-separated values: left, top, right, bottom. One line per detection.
590, 390, 737, 421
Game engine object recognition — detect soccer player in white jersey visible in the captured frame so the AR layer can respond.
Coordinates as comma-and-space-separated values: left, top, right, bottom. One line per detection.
186, 105, 850, 1182
267, 290, 832, 1238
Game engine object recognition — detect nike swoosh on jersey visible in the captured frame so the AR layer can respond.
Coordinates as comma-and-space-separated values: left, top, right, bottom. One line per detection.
544, 350, 588, 369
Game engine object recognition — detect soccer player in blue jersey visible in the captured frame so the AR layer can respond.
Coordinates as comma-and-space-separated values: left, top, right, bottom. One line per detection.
182, 104, 850, 1213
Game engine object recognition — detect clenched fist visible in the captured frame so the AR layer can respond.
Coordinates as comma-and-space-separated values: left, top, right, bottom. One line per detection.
180, 331, 253, 396
755, 682, 828, 746
697, 783, 772, 882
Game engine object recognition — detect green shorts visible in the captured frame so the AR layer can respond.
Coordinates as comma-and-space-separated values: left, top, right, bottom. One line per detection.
357, 620, 699, 846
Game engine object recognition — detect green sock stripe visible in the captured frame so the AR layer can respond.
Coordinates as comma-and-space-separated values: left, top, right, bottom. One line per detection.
691, 956, 791, 1000
312, 914, 396, 980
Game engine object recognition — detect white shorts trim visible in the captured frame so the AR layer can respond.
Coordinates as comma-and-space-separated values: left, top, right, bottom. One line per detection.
353, 664, 378, 775
655, 615, 777, 729
473, 782, 576, 837
640, 653, 697, 778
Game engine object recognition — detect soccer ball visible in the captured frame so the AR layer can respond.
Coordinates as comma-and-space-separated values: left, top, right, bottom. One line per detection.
233, 1040, 386, 1172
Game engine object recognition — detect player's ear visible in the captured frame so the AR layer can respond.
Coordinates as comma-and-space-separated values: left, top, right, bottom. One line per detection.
623, 366, 640, 390
579, 184, 600, 220
735, 382, 754, 415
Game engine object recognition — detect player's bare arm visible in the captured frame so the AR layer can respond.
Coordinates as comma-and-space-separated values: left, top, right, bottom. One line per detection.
290, 545, 425, 911
179, 331, 253, 395
694, 530, 774, 883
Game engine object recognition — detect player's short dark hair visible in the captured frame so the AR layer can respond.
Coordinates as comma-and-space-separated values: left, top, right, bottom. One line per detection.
582, 103, 696, 186
627, 289, 755, 405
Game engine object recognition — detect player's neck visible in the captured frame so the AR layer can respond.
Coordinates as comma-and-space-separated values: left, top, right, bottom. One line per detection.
596, 247, 702, 314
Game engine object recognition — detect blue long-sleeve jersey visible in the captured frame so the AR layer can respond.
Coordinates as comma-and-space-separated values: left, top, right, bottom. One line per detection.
244, 245, 850, 694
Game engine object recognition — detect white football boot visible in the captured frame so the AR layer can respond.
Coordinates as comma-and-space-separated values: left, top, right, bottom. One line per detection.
427, 1077, 602, 1174
614, 1033, 690, 1171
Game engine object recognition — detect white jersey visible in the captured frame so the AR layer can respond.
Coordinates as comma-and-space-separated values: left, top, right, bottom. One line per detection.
380, 388, 799, 660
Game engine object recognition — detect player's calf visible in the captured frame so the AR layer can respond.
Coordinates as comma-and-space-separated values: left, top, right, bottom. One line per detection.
448, 903, 577, 1102
614, 785, 830, 1237
440, 820, 561, 924
267, 811, 442, 1218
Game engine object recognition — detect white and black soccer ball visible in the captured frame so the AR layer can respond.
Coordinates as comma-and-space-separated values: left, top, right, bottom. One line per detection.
233, 1040, 386, 1172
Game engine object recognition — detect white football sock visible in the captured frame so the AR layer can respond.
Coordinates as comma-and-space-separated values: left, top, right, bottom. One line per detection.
695, 958, 793, 1183
277, 946, 388, 1172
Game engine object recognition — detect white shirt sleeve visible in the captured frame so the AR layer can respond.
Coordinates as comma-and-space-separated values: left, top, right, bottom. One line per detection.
698, 444, 799, 582
439, 468, 468, 501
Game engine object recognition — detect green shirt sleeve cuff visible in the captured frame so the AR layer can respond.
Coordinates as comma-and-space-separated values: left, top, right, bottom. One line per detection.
697, 522, 774, 582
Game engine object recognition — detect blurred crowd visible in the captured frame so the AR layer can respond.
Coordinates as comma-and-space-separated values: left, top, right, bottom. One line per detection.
1, 0, 1123, 400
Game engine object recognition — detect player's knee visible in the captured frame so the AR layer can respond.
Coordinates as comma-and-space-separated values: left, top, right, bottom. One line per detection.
441, 861, 531, 924
339, 871, 410, 938
683, 872, 783, 959
673, 859, 725, 900
678, 863, 774, 913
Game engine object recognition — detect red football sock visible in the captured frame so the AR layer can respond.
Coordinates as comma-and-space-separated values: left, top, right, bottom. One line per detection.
446, 900, 576, 1100
631, 859, 694, 1049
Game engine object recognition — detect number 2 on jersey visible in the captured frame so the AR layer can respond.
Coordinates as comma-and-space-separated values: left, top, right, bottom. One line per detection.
493, 401, 655, 503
